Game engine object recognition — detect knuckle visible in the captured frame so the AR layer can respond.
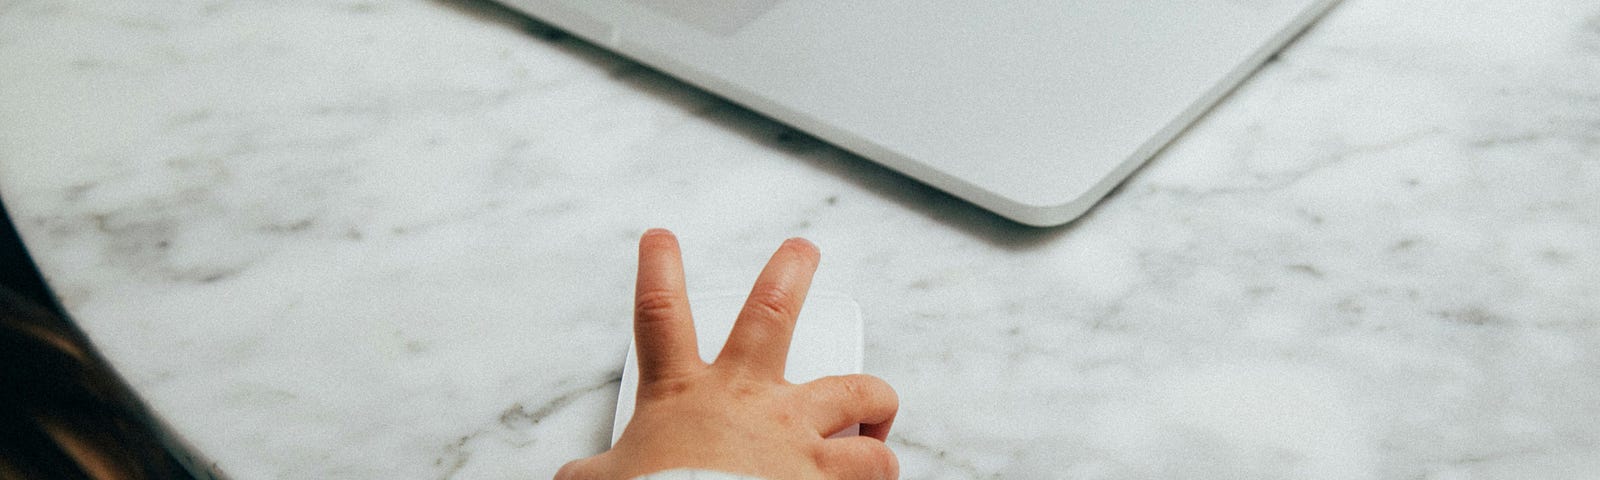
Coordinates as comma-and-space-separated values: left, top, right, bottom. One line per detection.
745, 284, 800, 320
876, 377, 900, 407
633, 289, 682, 320
841, 374, 895, 404
729, 378, 764, 400
637, 376, 692, 401
839, 375, 870, 399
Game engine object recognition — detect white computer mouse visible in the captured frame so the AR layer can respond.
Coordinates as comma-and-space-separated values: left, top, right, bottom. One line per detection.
612, 291, 864, 444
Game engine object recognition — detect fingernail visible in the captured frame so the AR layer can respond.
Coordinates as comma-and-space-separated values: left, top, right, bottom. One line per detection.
787, 237, 817, 251
644, 228, 671, 237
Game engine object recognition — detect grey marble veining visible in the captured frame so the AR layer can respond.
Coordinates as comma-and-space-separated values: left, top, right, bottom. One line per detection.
1, 0, 1597, 478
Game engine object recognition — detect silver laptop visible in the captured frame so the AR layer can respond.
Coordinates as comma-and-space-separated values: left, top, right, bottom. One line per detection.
496, 0, 1340, 226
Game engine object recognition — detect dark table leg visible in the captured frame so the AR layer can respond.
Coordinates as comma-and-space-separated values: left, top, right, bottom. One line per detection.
0, 197, 199, 480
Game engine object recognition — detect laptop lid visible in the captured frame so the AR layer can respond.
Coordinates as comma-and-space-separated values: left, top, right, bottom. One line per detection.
496, 0, 1339, 226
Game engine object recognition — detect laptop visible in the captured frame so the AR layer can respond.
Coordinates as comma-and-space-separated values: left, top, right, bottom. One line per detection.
495, 0, 1341, 226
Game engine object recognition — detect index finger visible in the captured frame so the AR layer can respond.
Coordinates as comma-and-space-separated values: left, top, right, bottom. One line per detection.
633, 229, 702, 383
715, 237, 820, 379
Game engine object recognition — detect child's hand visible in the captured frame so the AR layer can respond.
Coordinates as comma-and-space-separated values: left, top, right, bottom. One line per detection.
556, 229, 898, 480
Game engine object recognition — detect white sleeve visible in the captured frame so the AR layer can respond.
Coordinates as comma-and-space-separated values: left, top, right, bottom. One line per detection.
630, 469, 765, 480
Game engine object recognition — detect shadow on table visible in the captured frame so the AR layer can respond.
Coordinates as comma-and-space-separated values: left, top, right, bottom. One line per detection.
430, 0, 1126, 252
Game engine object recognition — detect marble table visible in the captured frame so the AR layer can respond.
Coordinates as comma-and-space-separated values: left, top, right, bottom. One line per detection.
2, 0, 1597, 478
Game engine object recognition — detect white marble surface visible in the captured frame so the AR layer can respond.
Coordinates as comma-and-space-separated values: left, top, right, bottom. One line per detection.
2, 0, 1598, 478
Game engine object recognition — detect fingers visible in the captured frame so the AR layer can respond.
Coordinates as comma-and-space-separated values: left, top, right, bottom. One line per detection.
798, 374, 898, 440
633, 229, 702, 383
715, 238, 820, 378
816, 436, 899, 480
